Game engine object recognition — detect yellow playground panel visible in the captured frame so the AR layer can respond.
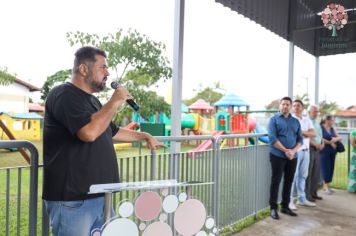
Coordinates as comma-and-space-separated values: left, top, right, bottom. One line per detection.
197, 115, 215, 134
114, 143, 132, 150
0, 112, 42, 141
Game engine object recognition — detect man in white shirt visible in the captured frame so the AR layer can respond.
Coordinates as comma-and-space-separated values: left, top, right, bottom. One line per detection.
306, 105, 324, 201
289, 100, 317, 210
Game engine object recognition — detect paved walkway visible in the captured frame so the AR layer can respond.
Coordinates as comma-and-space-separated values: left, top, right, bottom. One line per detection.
234, 189, 356, 236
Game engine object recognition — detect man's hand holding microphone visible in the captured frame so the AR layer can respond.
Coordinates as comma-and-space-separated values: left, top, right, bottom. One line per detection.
111, 81, 140, 111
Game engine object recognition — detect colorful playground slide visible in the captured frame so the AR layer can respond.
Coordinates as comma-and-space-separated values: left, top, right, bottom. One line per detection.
190, 130, 225, 154
255, 123, 269, 143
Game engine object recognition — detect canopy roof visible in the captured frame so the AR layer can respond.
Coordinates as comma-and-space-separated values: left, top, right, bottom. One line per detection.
0, 112, 43, 120
215, 0, 356, 56
188, 99, 214, 110
214, 93, 249, 107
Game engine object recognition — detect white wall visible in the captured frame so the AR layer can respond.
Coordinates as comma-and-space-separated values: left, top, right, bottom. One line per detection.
0, 83, 30, 113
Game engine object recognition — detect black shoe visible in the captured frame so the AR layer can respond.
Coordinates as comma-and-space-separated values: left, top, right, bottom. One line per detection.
281, 208, 298, 216
307, 197, 316, 202
270, 209, 280, 220
312, 195, 323, 200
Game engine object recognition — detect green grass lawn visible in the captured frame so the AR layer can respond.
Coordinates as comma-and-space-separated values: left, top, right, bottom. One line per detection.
0, 168, 45, 235
330, 149, 350, 189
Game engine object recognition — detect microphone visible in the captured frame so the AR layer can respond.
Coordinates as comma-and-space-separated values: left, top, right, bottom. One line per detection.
110, 81, 140, 111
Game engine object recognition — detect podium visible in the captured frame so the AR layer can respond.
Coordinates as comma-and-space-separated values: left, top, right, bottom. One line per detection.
88, 179, 217, 236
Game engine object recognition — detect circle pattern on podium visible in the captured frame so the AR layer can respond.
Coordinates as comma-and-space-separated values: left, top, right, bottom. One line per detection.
101, 218, 138, 236
91, 190, 217, 236
118, 201, 134, 218
162, 195, 179, 213
134, 191, 162, 221
174, 199, 206, 235
142, 221, 172, 236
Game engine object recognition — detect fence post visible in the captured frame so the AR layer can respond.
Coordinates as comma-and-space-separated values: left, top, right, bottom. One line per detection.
150, 150, 156, 180
212, 136, 220, 229
254, 136, 258, 220
27, 142, 39, 236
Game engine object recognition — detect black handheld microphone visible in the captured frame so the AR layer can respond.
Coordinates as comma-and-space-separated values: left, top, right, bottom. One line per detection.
110, 81, 140, 111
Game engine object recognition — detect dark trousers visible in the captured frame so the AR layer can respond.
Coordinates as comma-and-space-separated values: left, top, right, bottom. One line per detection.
269, 153, 297, 209
305, 146, 321, 198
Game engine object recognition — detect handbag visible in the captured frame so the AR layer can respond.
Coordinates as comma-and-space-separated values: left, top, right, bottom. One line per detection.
336, 141, 345, 153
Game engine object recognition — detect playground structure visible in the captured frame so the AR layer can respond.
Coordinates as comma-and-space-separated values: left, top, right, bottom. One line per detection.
214, 93, 250, 135
0, 112, 42, 141
132, 99, 217, 138
0, 112, 43, 164
191, 93, 252, 153
129, 94, 274, 153
187, 99, 215, 135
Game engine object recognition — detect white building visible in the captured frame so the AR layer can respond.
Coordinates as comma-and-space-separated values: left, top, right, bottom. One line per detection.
0, 78, 41, 113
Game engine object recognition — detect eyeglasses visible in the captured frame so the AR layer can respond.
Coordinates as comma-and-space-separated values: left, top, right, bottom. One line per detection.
97, 65, 109, 70
82, 63, 109, 70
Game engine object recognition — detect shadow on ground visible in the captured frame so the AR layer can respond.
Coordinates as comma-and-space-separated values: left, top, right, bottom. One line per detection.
234, 189, 356, 236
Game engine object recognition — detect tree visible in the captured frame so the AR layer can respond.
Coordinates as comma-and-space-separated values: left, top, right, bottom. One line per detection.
265, 98, 280, 110
66, 29, 172, 122
41, 69, 71, 101
318, 100, 341, 119
113, 89, 170, 125
184, 82, 224, 106
266, 94, 310, 111
0, 67, 16, 86
67, 29, 172, 83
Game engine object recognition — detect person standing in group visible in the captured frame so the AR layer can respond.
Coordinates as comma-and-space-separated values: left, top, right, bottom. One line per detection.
42, 46, 165, 236
268, 97, 303, 220
305, 105, 324, 201
347, 129, 356, 193
320, 114, 342, 194
289, 100, 316, 211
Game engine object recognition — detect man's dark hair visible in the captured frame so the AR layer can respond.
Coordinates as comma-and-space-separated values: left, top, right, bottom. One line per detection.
293, 99, 304, 107
280, 96, 292, 104
73, 46, 107, 74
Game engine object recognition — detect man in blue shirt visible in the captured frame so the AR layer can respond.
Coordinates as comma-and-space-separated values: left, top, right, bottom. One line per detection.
268, 97, 303, 220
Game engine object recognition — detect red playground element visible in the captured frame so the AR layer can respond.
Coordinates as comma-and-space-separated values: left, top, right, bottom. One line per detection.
218, 117, 226, 126
248, 118, 257, 132
125, 122, 139, 130
230, 114, 248, 133
189, 130, 225, 157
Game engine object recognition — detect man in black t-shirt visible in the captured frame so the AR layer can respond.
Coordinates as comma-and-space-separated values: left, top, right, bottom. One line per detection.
43, 46, 164, 236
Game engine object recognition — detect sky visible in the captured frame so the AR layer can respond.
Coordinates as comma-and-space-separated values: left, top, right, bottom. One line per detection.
0, 0, 355, 110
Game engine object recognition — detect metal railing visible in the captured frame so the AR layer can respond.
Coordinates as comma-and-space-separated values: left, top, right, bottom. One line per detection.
0, 132, 352, 235
0, 140, 38, 236
330, 132, 351, 189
